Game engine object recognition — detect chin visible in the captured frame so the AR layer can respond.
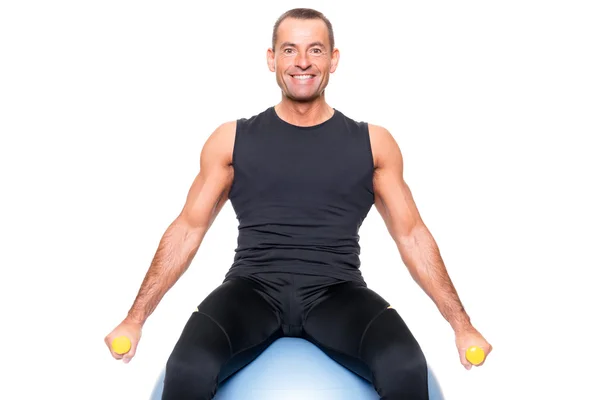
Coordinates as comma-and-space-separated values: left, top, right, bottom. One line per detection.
286, 91, 322, 103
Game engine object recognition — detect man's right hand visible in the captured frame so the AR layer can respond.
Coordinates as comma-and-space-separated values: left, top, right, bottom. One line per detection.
105, 319, 142, 363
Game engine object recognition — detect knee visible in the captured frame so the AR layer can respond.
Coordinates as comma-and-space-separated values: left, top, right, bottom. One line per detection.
362, 308, 427, 368
162, 347, 222, 399
362, 309, 429, 398
372, 342, 428, 399
161, 312, 231, 399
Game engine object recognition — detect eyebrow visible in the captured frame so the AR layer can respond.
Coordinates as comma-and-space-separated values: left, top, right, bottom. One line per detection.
279, 41, 326, 49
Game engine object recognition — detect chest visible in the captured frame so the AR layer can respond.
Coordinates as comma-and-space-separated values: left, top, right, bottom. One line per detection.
235, 133, 373, 200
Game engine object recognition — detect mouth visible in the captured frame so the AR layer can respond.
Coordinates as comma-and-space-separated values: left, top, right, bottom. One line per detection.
290, 74, 316, 81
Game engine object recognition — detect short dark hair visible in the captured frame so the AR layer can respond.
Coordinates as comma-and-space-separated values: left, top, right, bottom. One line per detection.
272, 8, 335, 51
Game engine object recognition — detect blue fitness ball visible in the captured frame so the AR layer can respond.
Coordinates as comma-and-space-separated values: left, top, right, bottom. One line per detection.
150, 337, 444, 399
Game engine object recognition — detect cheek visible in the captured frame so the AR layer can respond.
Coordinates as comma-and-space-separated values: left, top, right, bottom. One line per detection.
277, 58, 293, 72
316, 59, 332, 72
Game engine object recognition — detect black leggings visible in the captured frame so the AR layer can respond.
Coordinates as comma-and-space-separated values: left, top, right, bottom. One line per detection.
162, 272, 429, 399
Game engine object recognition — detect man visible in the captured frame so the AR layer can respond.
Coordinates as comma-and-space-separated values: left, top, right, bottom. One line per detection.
105, 8, 492, 399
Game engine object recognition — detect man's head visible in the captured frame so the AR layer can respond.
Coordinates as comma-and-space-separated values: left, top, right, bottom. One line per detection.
268, 8, 340, 103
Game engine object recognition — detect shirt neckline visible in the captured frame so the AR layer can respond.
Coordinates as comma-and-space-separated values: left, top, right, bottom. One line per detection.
270, 106, 339, 131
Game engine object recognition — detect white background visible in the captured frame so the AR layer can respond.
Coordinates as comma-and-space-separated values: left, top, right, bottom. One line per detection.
1, 1, 599, 399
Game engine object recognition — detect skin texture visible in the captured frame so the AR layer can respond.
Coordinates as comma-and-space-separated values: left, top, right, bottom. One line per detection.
370, 124, 492, 369
266, 17, 339, 126
105, 16, 492, 369
104, 122, 236, 363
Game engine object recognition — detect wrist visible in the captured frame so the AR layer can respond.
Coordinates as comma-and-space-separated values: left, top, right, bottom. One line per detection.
450, 314, 474, 335
124, 313, 145, 327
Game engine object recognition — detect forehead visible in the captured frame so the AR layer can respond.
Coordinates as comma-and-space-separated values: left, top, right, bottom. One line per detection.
275, 18, 330, 48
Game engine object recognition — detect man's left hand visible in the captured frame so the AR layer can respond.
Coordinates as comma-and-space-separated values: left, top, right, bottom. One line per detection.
455, 327, 492, 370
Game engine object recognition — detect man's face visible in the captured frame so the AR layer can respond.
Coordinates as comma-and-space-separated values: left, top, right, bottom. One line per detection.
268, 18, 339, 102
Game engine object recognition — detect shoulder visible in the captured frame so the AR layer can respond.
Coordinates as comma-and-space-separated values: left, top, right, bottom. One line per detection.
367, 123, 402, 169
236, 107, 274, 132
332, 112, 401, 167
333, 109, 367, 132
367, 123, 395, 143
201, 121, 236, 166
201, 107, 273, 163
200, 106, 273, 166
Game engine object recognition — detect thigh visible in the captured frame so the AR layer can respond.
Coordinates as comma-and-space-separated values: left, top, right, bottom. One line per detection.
163, 277, 282, 397
198, 276, 283, 382
302, 282, 390, 380
303, 282, 424, 382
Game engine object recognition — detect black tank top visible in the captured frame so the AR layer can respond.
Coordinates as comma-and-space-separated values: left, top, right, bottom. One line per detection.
225, 107, 374, 283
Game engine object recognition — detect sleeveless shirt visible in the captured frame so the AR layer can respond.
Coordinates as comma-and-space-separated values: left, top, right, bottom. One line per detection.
225, 107, 374, 284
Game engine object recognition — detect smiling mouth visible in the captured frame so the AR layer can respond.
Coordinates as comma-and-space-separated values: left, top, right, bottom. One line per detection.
291, 74, 316, 80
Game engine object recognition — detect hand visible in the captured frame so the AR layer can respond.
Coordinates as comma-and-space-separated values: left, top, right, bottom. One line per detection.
455, 326, 492, 370
105, 319, 142, 364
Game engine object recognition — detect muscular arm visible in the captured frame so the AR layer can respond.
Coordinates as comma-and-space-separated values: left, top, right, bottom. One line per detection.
125, 121, 236, 326
370, 124, 473, 333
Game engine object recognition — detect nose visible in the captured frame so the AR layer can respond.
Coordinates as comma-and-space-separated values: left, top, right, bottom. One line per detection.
295, 52, 311, 70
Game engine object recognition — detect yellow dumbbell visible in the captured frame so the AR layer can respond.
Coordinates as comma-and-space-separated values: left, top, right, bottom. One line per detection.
465, 346, 485, 365
111, 336, 131, 355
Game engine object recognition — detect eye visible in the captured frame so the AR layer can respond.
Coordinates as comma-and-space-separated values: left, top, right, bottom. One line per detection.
283, 48, 295, 54
311, 48, 323, 54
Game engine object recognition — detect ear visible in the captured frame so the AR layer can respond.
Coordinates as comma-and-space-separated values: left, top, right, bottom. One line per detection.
329, 48, 340, 73
267, 48, 275, 72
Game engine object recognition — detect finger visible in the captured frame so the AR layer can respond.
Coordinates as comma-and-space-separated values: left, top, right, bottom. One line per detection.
457, 348, 471, 370
108, 341, 125, 360
475, 344, 491, 366
122, 340, 138, 364
104, 335, 121, 359
108, 345, 125, 360
460, 351, 470, 369
459, 348, 468, 365
123, 351, 133, 363
478, 346, 492, 366
106, 334, 132, 360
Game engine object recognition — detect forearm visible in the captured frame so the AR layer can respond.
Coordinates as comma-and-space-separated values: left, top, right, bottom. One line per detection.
126, 218, 205, 326
396, 224, 472, 333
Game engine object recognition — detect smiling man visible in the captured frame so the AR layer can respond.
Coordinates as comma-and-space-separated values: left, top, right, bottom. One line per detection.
105, 8, 491, 400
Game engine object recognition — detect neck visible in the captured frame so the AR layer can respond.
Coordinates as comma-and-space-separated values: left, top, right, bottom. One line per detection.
275, 96, 334, 127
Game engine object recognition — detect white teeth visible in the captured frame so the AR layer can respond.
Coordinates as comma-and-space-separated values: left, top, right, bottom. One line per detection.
293, 75, 313, 80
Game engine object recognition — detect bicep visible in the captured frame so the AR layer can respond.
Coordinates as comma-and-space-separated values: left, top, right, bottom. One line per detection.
178, 122, 235, 229
371, 125, 423, 239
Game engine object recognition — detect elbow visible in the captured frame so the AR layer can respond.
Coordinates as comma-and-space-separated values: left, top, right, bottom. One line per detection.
393, 229, 417, 269
185, 224, 206, 246
394, 229, 428, 285
394, 221, 432, 269
173, 215, 208, 245
394, 221, 425, 249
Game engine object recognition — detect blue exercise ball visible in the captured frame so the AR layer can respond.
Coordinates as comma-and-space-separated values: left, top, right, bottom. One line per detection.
150, 338, 445, 399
